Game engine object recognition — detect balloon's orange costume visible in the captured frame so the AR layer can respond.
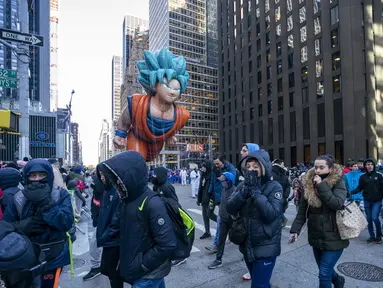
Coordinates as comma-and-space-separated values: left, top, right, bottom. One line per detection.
114, 49, 190, 161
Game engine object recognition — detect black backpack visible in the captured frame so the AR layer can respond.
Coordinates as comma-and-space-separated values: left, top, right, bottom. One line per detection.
138, 193, 195, 260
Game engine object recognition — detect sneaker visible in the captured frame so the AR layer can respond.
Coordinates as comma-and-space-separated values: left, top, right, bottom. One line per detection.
374, 237, 382, 244
242, 272, 252, 281
200, 232, 211, 240
208, 259, 222, 269
333, 275, 345, 288
83, 267, 101, 281
171, 258, 187, 267
205, 243, 218, 253
366, 237, 376, 244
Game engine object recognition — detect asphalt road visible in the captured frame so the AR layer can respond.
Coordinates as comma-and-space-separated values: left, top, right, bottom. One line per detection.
59, 184, 383, 288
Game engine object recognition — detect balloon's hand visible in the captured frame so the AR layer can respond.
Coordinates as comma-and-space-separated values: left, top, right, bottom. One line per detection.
113, 136, 127, 149
166, 136, 177, 146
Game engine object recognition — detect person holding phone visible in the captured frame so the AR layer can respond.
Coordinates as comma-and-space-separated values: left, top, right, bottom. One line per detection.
226, 150, 283, 287
289, 155, 348, 288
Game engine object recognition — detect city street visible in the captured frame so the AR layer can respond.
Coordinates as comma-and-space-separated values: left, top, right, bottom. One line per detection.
59, 184, 383, 288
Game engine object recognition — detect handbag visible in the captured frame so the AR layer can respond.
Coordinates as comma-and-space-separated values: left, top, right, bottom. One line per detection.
336, 201, 368, 240
229, 216, 248, 245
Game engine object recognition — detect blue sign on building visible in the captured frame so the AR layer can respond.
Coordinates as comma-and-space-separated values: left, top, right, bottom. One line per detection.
30, 131, 56, 148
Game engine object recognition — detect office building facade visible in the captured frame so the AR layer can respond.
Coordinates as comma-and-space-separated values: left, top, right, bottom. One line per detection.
98, 119, 113, 163
71, 122, 80, 164
218, 0, 383, 166
122, 15, 148, 84
112, 55, 122, 121
149, 0, 219, 165
49, 0, 59, 111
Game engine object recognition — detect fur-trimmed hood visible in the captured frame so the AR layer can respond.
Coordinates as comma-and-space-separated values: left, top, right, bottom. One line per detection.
302, 163, 343, 208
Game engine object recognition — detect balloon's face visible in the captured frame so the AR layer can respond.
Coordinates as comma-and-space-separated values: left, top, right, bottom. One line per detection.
155, 77, 181, 104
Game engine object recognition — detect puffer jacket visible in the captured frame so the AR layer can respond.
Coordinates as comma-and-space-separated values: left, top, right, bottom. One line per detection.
209, 161, 236, 203
227, 150, 284, 263
219, 172, 236, 221
290, 164, 349, 251
0, 168, 22, 215
344, 170, 363, 201
272, 163, 291, 211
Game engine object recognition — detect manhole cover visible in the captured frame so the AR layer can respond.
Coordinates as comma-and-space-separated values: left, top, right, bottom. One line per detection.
337, 262, 383, 282
62, 258, 87, 273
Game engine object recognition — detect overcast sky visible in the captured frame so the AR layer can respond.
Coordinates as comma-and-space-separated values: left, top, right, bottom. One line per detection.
58, 0, 149, 165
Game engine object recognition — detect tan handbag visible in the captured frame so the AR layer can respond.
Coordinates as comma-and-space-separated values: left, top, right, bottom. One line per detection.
336, 201, 368, 240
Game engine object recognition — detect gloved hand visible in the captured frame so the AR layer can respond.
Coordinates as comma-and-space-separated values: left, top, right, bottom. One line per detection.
244, 170, 261, 198
13, 216, 46, 236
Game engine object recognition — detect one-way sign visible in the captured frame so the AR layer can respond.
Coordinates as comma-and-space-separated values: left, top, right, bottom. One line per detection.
0, 28, 43, 47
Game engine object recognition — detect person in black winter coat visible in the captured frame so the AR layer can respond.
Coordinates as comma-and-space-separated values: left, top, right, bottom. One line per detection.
227, 150, 283, 287
271, 159, 291, 226
152, 167, 178, 202
101, 151, 177, 287
351, 158, 383, 243
197, 160, 216, 239
0, 168, 22, 216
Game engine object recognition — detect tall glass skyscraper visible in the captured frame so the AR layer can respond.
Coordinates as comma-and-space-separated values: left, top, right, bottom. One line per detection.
112, 55, 122, 122
149, 0, 219, 163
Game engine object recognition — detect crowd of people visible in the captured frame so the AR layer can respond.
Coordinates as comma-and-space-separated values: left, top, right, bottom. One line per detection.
0, 145, 382, 288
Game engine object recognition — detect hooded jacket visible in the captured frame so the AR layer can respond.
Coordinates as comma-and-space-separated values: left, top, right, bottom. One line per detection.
219, 172, 236, 221
90, 169, 104, 227
152, 167, 178, 202
290, 164, 349, 251
0, 168, 22, 215
198, 160, 213, 205
271, 163, 291, 211
102, 151, 176, 284
344, 170, 363, 201
209, 161, 236, 203
3, 159, 74, 270
227, 150, 283, 262
237, 143, 260, 177
351, 158, 383, 203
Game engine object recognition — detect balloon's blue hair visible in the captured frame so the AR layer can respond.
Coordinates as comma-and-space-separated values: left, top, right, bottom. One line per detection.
136, 49, 189, 96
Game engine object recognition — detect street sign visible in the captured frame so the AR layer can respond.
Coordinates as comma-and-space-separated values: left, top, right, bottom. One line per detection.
0, 68, 17, 79
0, 78, 17, 88
0, 28, 44, 47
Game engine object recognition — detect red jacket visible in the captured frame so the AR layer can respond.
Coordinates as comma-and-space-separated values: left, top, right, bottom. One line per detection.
343, 167, 351, 175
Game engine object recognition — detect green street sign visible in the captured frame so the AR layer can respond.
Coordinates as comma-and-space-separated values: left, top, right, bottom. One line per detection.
0, 78, 17, 88
0, 68, 17, 79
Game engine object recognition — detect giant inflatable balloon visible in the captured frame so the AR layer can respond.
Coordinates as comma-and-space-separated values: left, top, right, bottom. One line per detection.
113, 49, 190, 161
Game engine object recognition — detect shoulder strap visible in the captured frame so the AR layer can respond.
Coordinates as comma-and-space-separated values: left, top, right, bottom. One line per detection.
14, 190, 26, 218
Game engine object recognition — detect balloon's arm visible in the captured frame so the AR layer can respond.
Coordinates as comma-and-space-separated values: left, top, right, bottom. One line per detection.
117, 107, 131, 131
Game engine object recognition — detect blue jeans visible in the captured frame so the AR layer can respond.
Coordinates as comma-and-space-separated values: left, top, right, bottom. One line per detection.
214, 216, 221, 245
132, 278, 165, 288
312, 248, 343, 288
244, 257, 276, 288
364, 200, 382, 239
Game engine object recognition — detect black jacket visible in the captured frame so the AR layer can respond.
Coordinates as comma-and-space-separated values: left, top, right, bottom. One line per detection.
272, 164, 291, 211
102, 151, 177, 284
152, 167, 178, 202
352, 159, 383, 203
291, 164, 349, 251
0, 168, 22, 215
198, 160, 213, 205
90, 173, 103, 227
227, 150, 284, 262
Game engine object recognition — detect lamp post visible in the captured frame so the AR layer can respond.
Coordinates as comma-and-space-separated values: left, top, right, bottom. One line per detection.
67, 90, 75, 166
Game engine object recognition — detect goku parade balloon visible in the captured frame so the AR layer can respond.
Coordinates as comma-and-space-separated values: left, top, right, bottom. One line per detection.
113, 49, 190, 161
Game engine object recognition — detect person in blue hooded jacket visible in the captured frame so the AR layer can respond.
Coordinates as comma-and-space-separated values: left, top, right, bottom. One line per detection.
0, 168, 22, 216
344, 161, 363, 205
227, 150, 283, 288
3, 159, 74, 288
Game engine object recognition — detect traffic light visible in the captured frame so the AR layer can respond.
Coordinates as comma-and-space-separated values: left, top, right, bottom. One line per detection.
0, 109, 20, 131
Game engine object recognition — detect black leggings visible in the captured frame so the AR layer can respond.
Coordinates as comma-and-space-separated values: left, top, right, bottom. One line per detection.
100, 246, 124, 288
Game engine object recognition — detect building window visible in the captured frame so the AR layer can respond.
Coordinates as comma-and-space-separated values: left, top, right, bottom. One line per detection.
314, 17, 321, 35
265, 0, 270, 13
250, 91, 254, 104
258, 71, 262, 84
275, 6, 281, 22
276, 42, 282, 57
267, 49, 271, 62
268, 100, 273, 114
333, 75, 341, 94
331, 29, 339, 48
250, 76, 254, 89
277, 78, 283, 93
279, 115, 284, 143
267, 65, 272, 80
256, 7, 260, 19
314, 0, 321, 14
256, 23, 261, 36
266, 32, 271, 45
267, 83, 272, 97
266, 15, 271, 29
291, 146, 297, 165
276, 24, 281, 38
258, 87, 262, 100
316, 59, 323, 77
287, 15, 293, 31
301, 46, 308, 63
289, 72, 295, 88
257, 55, 261, 68
288, 34, 294, 49
317, 81, 324, 98
334, 98, 343, 135
332, 51, 341, 71
304, 145, 311, 163
259, 121, 264, 145
259, 104, 263, 117
318, 143, 326, 155
335, 141, 344, 164
331, 5, 339, 25
303, 107, 310, 139
277, 60, 282, 75
299, 6, 306, 23
317, 102, 325, 137
250, 107, 254, 120
315, 38, 321, 56
302, 86, 309, 104
288, 53, 294, 68
301, 66, 308, 83
249, 61, 253, 73
278, 96, 283, 110
268, 118, 273, 144
287, 0, 292, 12
290, 111, 296, 141
289, 92, 294, 107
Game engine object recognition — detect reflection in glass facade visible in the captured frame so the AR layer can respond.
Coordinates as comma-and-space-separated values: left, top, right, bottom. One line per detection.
149, 0, 219, 162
